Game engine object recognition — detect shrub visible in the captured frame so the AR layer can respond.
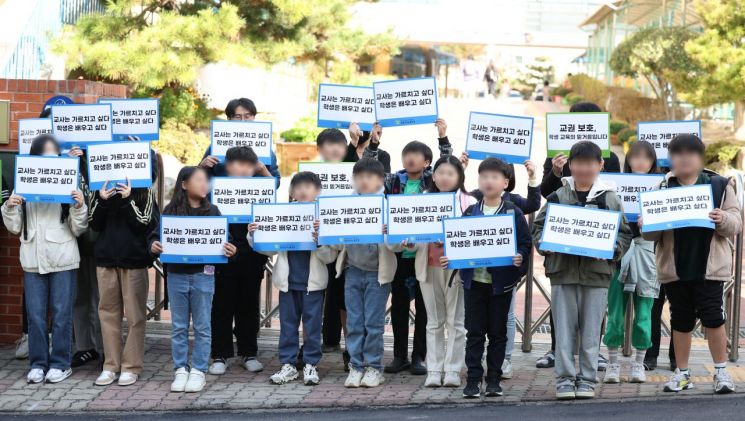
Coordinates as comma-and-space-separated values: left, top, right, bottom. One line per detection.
156, 87, 215, 129
704, 140, 743, 170
550, 86, 571, 97
152, 121, 210, 165
610, 120, 629, 135
280, 115, 322, 143
617, 127, 637, 145
565, 92, 584, 105
569, 74, 608, 107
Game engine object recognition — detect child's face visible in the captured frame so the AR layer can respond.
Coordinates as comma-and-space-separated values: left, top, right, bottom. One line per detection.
628, 152, 654, 174
225, 160, 256, 177
41, 141, 58, 156
184, 170, 210, 200
478, 170, 509, 198
291, 182, 320, 203
432, 163, 460, 192
402, 152, 430, 175
353, 172, 384, 195
318, 142, 347, 163
569, 157, 603, 188
670, 150, 703, 177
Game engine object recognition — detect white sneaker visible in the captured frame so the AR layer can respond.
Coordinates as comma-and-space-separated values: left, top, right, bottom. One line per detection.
171, 367, 189, 392
303, 364, 320, 385
26, 368, 44, 384
344, 366, 364, 388
242, 357, 264, 373
443, 371, 461, 387
15, 334, 29, 359
714, 369, 735, 394
209, 359, 227, 375
95, 370, 117, 386
270, 364, 299, 385
424, 371, 442, 387
184, 368, 206, 393
360, 367, 384, 388
45, 368, 72, 383
603, 363, 621, 383
501, 359, 513, 379
118, 372, 138, 386
629, 362, 646, 383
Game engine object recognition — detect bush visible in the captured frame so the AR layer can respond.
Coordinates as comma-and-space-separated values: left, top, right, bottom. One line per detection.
617, 127, 637, 145
568, 74, 608, 108
156, 87, 215, 129
704, 140, 744, 170
565, 92, 584, 105
610, 120, 629, 135
152, 121, 210, 165
280, 115, 322, 143
550, 86, 571, 97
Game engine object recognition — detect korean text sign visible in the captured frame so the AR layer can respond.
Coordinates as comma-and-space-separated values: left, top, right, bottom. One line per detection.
639, 184, 714, 232
443, 214, 516, 269
546, 112, 610, 158
51, 104, 113, 148
210, 120, 272, 164
637, 120, 701, 167
18, 119, 52, 155
539, 203, 621, 259
210, 177, 276, 224
387, 192, 455, 243
251, 203, 316, 251
298, 162, 354, 197
317, 84, 375, 131
465, 112, 533, 163
160, 216, 228, 264
14, 156, 79, 204
599, 173, 664, 222
318, 195, 384, 245
98, 98, 160, 141
373, 77, 438, 127
86, 141, 152, 190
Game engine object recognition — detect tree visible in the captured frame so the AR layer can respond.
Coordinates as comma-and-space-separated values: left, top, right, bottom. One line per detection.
514, 56, 554, 97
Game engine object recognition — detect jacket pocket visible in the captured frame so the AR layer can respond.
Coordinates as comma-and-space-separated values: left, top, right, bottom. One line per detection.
582, 258, 614, 277
544, 253, 562, 275
44, 228, 77, 267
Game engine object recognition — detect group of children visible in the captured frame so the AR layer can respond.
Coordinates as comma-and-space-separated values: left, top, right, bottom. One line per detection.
7, 98, 741, 401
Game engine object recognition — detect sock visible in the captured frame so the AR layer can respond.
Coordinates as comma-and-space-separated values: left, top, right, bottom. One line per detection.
679, 368, 690, 377
714, 361, 727, 374
635, 349, 646, 364
608, 347, 619, 364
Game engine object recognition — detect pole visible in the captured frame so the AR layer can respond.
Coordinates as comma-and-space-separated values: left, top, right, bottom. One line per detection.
522, 213, 535, 352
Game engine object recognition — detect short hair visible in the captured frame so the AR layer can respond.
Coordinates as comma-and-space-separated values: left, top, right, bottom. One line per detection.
39, 107, 51, 118
668, 133, 705, 156
225, 98, 257, 119
352, 158, 385, 178
290, 171, 322, 190
225, 146, 258, 164
478, 157, 512, 179
316, 128, 347, 147
568, 141, 603, 163
569, 102, 602, 113
402, 140, 433, 164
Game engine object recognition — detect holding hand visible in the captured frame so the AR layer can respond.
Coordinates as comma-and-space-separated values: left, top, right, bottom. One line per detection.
312, 219, 320, 243
348, 122, 362, 147
71, 191, 84, 209
460, 152, 469, 169
116, 178, 131, 199
98, 181, 117, 200
150, 241, 163, 255
637, 216, 643, 231
524, 160, 536, 180
256, 161, 271, 177
435, 118, 448, 138
439, 256, 449, 270
223, 242, 237, 258
6, 194, 23, 209
248, 222, 258, 234
199, 155, 219, 169
551, 153, 568, 178
710, 208, 725, 225
369, 123, 382, 145
512, 254, 523, 267
67, 147, 83, 158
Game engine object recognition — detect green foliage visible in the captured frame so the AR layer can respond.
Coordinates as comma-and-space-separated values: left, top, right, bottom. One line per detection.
152, 121, 210, 165
154, 87, 214, 129
565, 92, 584, 105
515, 56, 555, 91
610, 120, 629, 135
568, 74, 607, 107
617, 128, 637, 145
280, 115, 322, 143
550, 86, 571, 97
704, 140, 743, 168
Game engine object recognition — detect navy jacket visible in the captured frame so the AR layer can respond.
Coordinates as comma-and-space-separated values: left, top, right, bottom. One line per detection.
470, 186, 541, 215
202, 147, 281, 187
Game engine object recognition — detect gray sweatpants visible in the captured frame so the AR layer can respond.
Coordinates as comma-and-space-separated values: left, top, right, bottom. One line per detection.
551, 284, 608, 388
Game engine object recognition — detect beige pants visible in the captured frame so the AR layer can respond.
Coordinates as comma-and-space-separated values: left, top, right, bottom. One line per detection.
420, 266, 466, 374
97, 267, 149, 374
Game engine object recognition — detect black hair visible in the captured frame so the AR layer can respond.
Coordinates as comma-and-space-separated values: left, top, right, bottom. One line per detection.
225, 146, 258, 164
164, 166, 211, 216
543, 80, 549, 86
225, 98, 257, 119
24, 134, 68, 239
290, 171, 322, 191
352, 158, 385, 178
316, 128, 347, 147
39, 107, 51, 118
505, 163, 517, 192
402, 140, 433, 164
478, 157, 512, 179
569, 101, 602, 113
624, 141, 659, 174
429, 155, 468, 194
568, 141, 603, 163
668, 133, 705, 157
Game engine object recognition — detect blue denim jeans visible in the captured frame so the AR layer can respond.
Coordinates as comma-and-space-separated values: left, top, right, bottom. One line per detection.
278, 289, 324, 365
344, 266, 391, 371
24, 270, 77, 371
167, 272, 214, 372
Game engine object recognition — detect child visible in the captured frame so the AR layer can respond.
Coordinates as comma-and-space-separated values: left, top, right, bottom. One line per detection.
641, 134, 741, 394
149, 167, 237, 393
532, 141, 631, 400
345, 122, 391, 173
603, 141, 660, 384
209, 146, 271, 375
440, 158, 532, 398
2, 134, 88, 383
249, 172, 338, 385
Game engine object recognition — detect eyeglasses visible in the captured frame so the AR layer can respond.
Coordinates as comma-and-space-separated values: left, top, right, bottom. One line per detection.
230, 113, 255, 121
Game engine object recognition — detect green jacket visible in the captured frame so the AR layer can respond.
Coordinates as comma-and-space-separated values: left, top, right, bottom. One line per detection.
532, 177, 632, 288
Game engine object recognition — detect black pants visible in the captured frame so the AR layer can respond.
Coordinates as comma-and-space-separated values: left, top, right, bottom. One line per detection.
648, 283, 676, 361
391, 256, 426, 361
465, 283, 512, 381
211, 258, 265, 358
322, 263, 345, 347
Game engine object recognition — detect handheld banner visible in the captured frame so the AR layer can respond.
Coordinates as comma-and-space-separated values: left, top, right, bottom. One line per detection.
546, 112, 610, 158
298, 162, 354, 196
599, 173, 664, 222
251, 202, 317, 251
317, 195, 384, 245
51, 104, 113, 148
317, 84, 375, 131
14, 155, 79, 204
465, 112, 533, 163
99, 98, 160, 141
160, 216, 228, 264
386, 192, 455, 243
18, 118, 52, 155
639, 184, 714, 232
210, 177, 276, 224
86, 141, 152, 190
443, 214, 516, 269
373, 77, 438, 127
210, 120, 272, 164
539, 203, 621, 259
637, 120, 701, 167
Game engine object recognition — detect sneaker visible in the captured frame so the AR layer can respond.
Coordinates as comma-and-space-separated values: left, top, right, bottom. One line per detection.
15, 334, 29, 359
384, 357, 410, 373
209, 358, 227, 375
171, 367, 189, 392
410, 358, 427, 375
597, 354, 609, 371
71, 349, 100, 368
555, 383, 575, 400
95, 370, 117, 386
303, 364, 320, 386
603, 363, 621, 384
643, 358, 657, 371
344, 366, 364, 388
118, 372, 138, 386
501, 359, 513, 379
536, 350, 555, 368
629, 362, 646, 383
462, 379, 481, 398
45, 368, 72, 383
714, 369, 735, 394
270, 363, 299, 385
424, 371, 442, 387
484, 379, 503, 397
184, 368, 206, 392
663, 369, 693, 392
443, 371, 461, 387
360, 367, 384, 387
343, 350, 350, 372
242, 357, 264, 373
26, 368, 44, 384
575, 382, 595, 399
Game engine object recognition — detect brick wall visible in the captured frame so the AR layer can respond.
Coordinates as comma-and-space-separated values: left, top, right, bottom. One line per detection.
0, 78, 127, 344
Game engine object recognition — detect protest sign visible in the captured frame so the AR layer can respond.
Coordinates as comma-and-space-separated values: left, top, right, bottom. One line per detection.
160, 216, 228, 264
251, 202, 317, 251
443, 214, 516, 269
99, 98, 160, 141
317, 84, 375, 131
298, 162, 354, 196
637, 120, 701, 167
210, 177, 276, 223
86, 141, 152, 190
51, 104, 112, 148
465, 112, 533, 163
539, 203, 621, 259
18, 118, 52, 155
386, 192, 455, 243
317, 195, 384, 245
210, 120, 272, 164
639, 184, 714, 232
373, 77, 438, 127
599, 173, 664, 222
546, 112, 610, 158
14, 155, 79, 204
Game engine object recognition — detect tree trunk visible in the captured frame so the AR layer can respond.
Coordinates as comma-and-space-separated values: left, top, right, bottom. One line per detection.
734, 101, 745, 141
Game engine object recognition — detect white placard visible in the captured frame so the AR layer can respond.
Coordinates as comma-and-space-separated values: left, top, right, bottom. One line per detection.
599, 173, 664, 222
14, 155, 79, 204
386, 193, 455, 243
317, 195, 384, 245
51, 104, 112, 147
251, 202, 317, 251
637, 120, 701, 167
18, 118, 52, 155
86, 141, 152, 190
539, 203, 621, 259
546, 112, 610, 157
443, 214, 516, 269
373, 77, 438, 127
298, 162, 354, 196
639, 184, 714, 232
317, 84, 375, 131
99, 98, 160, 140
210, 177, 276, 223
210, 120, 272, 164
160, 216, 228, 264
465, 112, 534, 163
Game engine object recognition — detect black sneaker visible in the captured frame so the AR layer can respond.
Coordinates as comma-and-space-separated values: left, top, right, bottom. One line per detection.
410, 357, 427, 375
485, 379, 503, 397
535, 350, 555, 368
643, 358, 657, 371
343, 349, 350, 372
71, 349, 100, 368
463, 379, 481, 398
384, 357, 411, 373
